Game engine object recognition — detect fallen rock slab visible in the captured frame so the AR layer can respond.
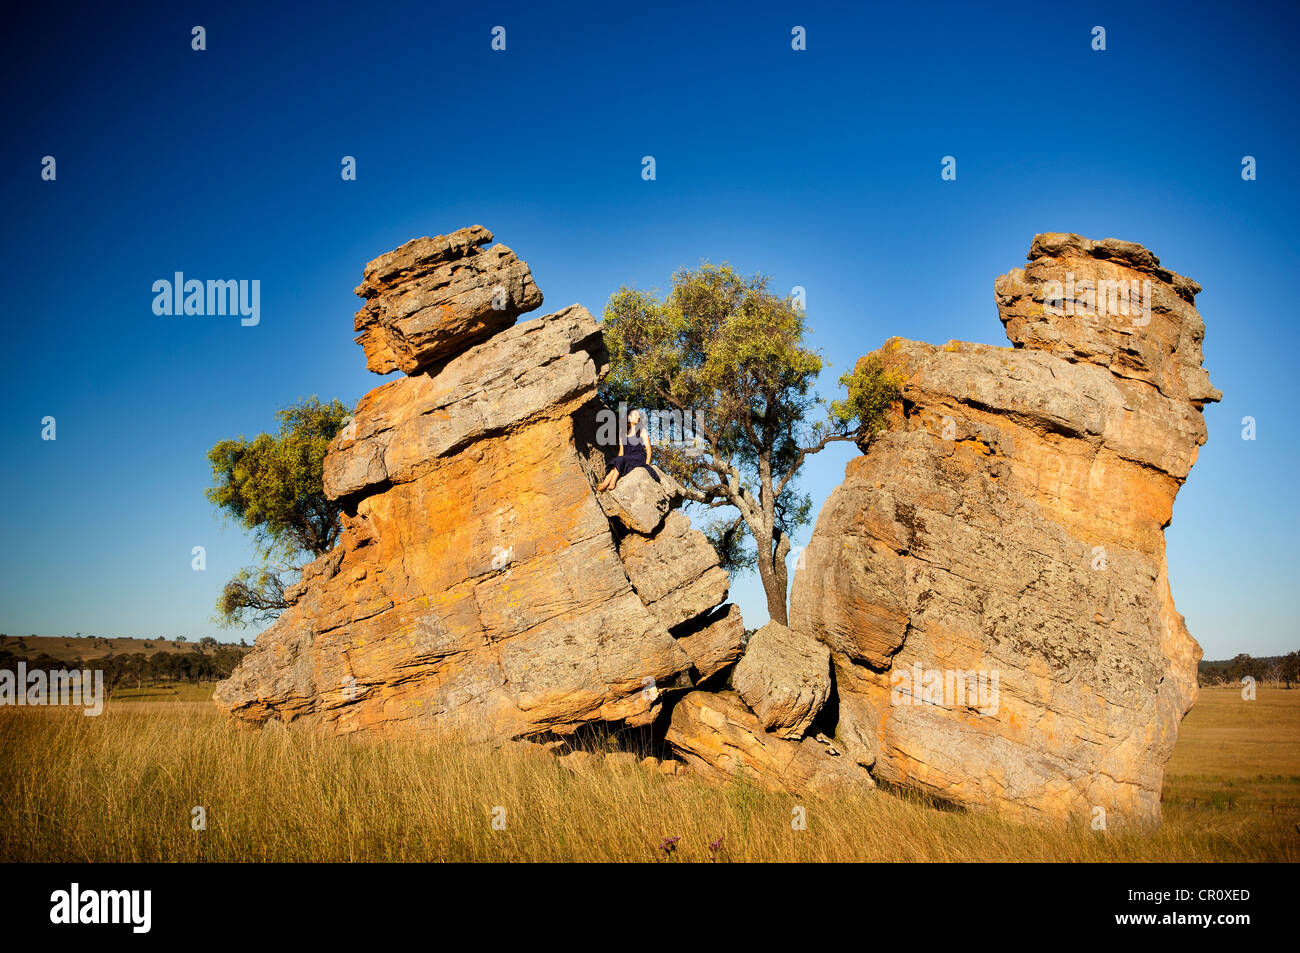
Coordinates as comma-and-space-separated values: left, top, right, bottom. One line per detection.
675, 604, 745, 680
665, 692, 874, 794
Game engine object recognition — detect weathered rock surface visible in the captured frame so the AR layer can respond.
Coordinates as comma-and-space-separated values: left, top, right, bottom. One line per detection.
619, 510, 730, 629
731, 622, 831, 739
353, 225, 544, 375
665, 692, 874, 794
215, 229, 738, 741
790, 233, 1218, 825
324, 304, 605, 500
832, 690, 877, 770
218, 227, 1214, 819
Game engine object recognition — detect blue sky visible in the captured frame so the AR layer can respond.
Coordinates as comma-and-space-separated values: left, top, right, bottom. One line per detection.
1, 0, 1296, 659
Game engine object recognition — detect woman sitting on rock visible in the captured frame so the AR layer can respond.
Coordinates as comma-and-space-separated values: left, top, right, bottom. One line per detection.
597, 409, 657, 492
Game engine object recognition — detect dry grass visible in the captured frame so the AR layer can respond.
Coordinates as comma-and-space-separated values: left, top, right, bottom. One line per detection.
1, 687, 1297, 862
1164, 685, 1300, 815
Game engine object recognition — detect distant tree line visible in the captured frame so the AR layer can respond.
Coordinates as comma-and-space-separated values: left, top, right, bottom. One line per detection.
1199, 651, 1300, 688
0, 642, 250, 691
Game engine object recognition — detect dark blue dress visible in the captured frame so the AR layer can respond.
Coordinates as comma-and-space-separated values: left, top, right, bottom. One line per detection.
607, 429, 657, 479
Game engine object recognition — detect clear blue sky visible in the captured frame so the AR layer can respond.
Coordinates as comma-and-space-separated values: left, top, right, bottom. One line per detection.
2, 1, 1296, 659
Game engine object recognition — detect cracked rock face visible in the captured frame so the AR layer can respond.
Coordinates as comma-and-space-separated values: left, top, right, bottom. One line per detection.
619, 510, 731, 630
789, 233, 1218, 825
215, 228, 737, 740
674, 604, 746, 681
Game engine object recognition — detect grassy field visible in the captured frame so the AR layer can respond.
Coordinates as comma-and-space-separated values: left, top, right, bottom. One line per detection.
106, 683, 221, 703
0, 684, 1296, 862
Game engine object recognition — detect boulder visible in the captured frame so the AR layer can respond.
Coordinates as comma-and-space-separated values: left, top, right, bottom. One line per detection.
790, 233, 1218, 825
353, 225, 544, 374
597, 465, 680, 534
731, 622, 831, 739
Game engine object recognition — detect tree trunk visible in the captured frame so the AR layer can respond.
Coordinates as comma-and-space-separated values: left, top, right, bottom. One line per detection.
754, 534, 789, 626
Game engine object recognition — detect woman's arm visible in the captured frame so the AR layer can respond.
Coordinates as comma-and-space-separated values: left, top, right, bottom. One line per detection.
643, 427, 652, 465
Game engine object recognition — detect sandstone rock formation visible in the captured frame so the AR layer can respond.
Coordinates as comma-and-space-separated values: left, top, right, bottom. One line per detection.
216, 227, 1214, 823
790, 233, 1218, 825
215, 227, 739, 741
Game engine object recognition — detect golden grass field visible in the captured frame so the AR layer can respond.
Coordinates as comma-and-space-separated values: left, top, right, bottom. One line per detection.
0, 684, 1296, 862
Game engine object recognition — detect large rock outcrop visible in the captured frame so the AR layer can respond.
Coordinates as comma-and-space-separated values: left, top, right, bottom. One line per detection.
215, 227, 738, 741
790, 233, 1218, 825
216, 227, 1214, 821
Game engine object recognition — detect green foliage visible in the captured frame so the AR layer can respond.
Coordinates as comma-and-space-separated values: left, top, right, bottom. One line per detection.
206, 397, 351, 560
215, 566, 287, 629
1199, 651, 1300, 687
601, 263, 904, 620
830, 353, 908, 446
206, 396, 351, 627
703, 515, 754, 574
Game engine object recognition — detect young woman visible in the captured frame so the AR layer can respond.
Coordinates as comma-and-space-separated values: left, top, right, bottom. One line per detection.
597, 409, 654, 492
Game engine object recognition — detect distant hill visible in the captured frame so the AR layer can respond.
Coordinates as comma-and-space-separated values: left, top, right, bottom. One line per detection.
0, 634, 248, 664
0, 635, 252, 689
